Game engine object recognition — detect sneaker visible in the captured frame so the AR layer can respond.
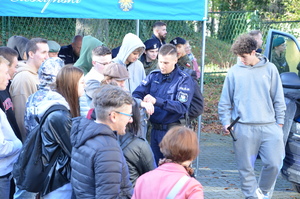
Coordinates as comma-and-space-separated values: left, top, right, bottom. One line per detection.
255, 188, 264, 199
255, 188, 269, 199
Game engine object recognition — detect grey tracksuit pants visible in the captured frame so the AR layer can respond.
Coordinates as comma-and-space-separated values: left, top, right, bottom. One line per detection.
233, 122, 285, 198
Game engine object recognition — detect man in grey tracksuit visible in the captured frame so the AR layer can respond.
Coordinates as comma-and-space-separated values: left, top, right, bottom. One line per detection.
218, 34, 286, 199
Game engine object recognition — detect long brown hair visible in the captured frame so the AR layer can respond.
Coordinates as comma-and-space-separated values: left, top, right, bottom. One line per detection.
55, 65, 83, 117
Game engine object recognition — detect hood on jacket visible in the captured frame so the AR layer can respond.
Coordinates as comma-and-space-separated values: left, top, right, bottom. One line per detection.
237, 53, 269, 68
26, 90, 69, 119
14, 61, 38, 78
25, 90, 70, 133
7, 35, 29, 60
113, 33, 145, 65
70, 117, 116, 148
73, 35, 103, 74
38, 57, 64, 89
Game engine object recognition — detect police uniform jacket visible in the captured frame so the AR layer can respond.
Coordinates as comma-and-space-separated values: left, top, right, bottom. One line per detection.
132, 66, 195, 125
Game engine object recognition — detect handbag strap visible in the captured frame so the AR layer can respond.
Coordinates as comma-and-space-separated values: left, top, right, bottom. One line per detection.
166, 175, 190, 199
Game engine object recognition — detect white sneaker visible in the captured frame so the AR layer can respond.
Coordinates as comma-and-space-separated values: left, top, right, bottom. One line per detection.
255, 188, 269, 199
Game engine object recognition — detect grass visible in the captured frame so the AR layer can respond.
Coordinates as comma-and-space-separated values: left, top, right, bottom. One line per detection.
194, 37, 233, 134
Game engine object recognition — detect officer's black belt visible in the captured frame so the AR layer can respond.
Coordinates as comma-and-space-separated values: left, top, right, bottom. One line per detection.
0, 172, 11, 179
151, 122, 181, 131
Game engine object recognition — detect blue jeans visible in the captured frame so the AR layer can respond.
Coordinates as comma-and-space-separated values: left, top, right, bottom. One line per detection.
0, 173, 11, 199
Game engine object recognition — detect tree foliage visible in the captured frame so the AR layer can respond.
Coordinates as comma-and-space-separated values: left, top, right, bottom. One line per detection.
210, 0, 300, 21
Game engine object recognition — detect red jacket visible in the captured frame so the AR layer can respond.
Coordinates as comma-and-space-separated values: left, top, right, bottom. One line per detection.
132, 163, 204, 199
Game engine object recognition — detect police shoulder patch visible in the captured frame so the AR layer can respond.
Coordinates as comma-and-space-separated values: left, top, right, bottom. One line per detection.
177, 91, 188, 103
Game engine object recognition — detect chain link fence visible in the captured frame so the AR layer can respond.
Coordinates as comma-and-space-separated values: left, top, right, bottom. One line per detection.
207, 11, 300, 43
0, 17, 203, 50
0, 12, 299, 67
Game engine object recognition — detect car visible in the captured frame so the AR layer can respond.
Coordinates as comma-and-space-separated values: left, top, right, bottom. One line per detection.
264, 29, 300, 192
264, 29, 300, 75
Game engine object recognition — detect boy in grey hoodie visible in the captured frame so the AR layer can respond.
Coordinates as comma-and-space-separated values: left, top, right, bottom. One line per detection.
218, 34, 286, 199
113, 33, 146, 93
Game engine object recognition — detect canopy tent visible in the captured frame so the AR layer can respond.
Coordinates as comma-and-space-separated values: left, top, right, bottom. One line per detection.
1, 0, 207, 21
1, 0, 208, 176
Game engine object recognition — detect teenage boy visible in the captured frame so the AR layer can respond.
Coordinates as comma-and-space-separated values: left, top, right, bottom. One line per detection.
140, 39, 159, 75
218, 34, 286, 199
113, 33, 146, 93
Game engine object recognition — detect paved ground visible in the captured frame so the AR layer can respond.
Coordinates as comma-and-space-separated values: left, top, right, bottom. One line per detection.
194, 132, 300, 199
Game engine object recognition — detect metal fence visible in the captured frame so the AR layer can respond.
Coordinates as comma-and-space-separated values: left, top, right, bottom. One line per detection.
0, 17, 203, 50
2, 12, 299, 45
0, 11, 299, 65
207, 11, 300, 43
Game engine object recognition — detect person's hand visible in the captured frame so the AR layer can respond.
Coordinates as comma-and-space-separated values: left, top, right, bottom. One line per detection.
143, 94, 156, 105
140, 101, 155, 115
222, 125, 230, 135
278, 124, 283, 128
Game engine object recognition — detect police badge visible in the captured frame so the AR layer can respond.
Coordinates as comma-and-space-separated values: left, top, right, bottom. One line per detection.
119, 0, 134, 11
177, 91, 188, 103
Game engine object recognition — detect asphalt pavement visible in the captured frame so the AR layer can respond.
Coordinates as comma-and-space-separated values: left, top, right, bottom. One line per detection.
194, 132, 300, 199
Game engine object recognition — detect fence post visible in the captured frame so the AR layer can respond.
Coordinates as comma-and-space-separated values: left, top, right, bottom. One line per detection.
1, 17, 7, 46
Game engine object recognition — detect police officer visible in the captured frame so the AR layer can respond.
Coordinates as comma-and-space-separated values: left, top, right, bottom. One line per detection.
170, 37, 193, 70
140, 39, 159, 75
133, 44, 195, 164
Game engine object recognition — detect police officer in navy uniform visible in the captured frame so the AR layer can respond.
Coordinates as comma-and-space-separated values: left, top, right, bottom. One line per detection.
140, 39, 159, 75
151, 21, 167, 49
133, 44, 195, 164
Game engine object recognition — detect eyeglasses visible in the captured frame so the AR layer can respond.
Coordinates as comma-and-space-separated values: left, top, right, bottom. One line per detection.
115, 111, 133, 121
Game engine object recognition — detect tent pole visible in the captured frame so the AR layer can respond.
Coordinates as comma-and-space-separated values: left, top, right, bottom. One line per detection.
136, 19, 140, 37
195, 20, 206, 177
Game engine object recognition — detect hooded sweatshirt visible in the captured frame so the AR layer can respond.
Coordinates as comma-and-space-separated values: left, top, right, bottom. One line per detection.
0, 108, 22, 176
218, 54, 286, 126
9, 61, 39, 142
113, 33, 146, 93
70, 117, 133, 198
25, 57, 65, 134
74, 35, 103, 74
7, 35, 29, 60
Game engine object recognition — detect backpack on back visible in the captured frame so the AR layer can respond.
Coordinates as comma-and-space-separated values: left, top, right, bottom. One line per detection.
12, 104, 68, 193
182, 68, 204, 121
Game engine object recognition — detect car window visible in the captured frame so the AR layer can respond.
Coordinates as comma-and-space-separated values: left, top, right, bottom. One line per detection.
264, 30, 300, 75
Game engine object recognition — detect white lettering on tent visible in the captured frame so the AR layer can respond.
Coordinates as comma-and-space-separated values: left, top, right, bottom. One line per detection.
10, 0, 81, 13
11, 0, 81, 2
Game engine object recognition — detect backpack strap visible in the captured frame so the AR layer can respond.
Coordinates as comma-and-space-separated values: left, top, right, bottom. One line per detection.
166, 175, 190, 199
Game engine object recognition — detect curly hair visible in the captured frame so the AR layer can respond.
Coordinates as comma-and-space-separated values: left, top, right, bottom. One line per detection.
231, 34, 257, 55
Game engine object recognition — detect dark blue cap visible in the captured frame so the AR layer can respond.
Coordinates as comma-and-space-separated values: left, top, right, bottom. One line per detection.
170, 37, 186, 45
144, 39, 159, 50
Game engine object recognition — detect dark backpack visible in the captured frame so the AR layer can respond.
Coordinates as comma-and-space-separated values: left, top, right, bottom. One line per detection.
12, 104, 68, 193
182, 68, 204, 121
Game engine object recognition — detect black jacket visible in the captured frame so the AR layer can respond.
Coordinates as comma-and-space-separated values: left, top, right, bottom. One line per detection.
41, 108, 72, 196
119, 132, 156, 187
70, 117, 132, 199
58, 44, 79, 64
